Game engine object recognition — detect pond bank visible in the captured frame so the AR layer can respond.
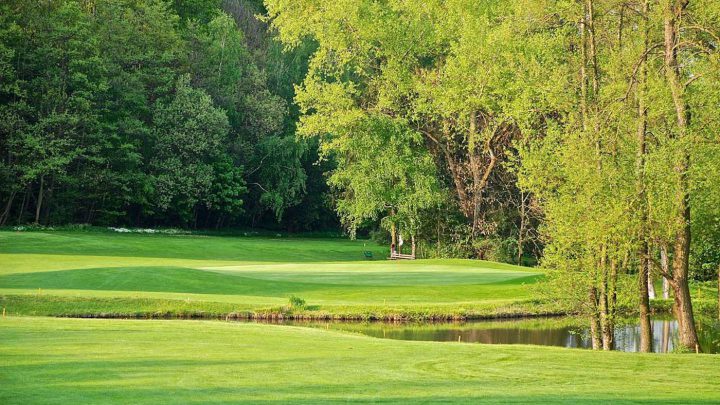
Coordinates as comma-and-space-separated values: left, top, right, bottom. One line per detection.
3, 293, 717, 321
235, 316, 720, 354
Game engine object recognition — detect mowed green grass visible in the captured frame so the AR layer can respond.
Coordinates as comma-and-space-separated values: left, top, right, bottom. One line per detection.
1, 233, 718, 403
0, 232, 545, 318
2, 316, 719, 404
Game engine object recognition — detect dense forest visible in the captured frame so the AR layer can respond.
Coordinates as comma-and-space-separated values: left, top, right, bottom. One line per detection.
1, 0, 720, 350
0, 0, 335, 232
0, 0, 544, 262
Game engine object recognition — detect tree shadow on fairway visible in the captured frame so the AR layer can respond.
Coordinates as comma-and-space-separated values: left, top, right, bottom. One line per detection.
0, 267, 539, 304
0, 232, 388, 263
0, 266, 329, 296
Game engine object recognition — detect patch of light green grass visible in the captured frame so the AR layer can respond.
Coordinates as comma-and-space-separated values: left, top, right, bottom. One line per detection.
1, 317, 719, 404
0, 231, 544, 317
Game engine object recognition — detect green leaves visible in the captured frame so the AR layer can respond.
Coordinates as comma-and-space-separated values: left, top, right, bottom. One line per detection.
150, 75, 233, 221
325, 114, 441, 237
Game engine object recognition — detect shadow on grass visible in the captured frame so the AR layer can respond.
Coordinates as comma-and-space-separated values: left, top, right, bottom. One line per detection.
0, 266, 329, 296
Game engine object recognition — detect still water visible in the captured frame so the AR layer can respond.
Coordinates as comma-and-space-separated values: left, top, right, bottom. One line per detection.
251, 317, 720, 353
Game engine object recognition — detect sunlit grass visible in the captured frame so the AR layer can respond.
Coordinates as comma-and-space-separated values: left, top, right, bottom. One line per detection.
1, 316, 719, 404
0, 232, 544, 319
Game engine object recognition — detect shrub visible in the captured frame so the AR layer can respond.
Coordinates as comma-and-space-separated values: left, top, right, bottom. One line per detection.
288, 295, 306, 308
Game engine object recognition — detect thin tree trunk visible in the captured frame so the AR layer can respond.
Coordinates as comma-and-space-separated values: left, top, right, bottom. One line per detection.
610, 256, 618, 326
581, 2, 601, 352
34, 174, 44, 225
390, 209, 397, 255
599, 272, 609, 350
585, 0, 600, 97
586, 0, 612, 347
617, 5, 625, 49
589, 286, 602, 350
439, 122, 472, 221
662, 0, 700, 352
0, 191, 16, 226
639, 246, 653, 352
637, 0, 652, 353
42, 175, 54, 225
579, 9, 588, 131
469, 112, 480, 238
17, 184, 29, 223
436, 214, 441, 257
85, 201, 95, 224
517, 191, 526, 265
600, 259, 615, 350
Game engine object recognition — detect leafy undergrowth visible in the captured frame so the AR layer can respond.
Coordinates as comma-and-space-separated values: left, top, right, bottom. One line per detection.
649, 298, 718, 317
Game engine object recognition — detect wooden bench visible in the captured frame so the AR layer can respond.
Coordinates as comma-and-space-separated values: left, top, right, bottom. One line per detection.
390, 252, 415, 260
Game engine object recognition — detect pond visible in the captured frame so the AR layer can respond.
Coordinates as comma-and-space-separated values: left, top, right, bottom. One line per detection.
247, 317, 720, 353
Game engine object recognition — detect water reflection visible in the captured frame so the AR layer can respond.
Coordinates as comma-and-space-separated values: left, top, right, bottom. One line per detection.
250, 317, 719, 353
608, 319, 678, 353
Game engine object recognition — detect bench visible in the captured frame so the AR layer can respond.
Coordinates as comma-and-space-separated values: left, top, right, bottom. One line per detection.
390, 252, 415, 260
363, 251, 374, 259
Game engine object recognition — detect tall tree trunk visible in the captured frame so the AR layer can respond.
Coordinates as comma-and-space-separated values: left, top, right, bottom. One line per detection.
0, 191, 16, 226
610, 256, 618, 327
517, 191, 526, 265
636, 0, 652, 353
85, 201, 96, 224
468, 111, 480, 238
42, 175, 55, 225
579, 7, 588, 131
639, 246, 653, 352
390, 209, 397, 255
589, 286, 602, 350
585, 0, 600, 97
17, 184, 29, 223
672, 249, 699, 352
580, 1, 603, 352
600, 259, 616, 350
34, 174, 44, 225
662, 0, 700, 352
598, 248, 615, 350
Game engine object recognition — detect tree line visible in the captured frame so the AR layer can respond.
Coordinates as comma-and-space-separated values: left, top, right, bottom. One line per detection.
0, 0, 337, 231
264, 0, 720, 352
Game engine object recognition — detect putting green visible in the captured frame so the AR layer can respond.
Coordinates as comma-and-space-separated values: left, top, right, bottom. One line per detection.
0, 232, 543, 316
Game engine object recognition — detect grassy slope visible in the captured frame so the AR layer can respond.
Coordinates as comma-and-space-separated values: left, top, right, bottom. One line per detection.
2, 317, 719, 404
0, 232, 551, 319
